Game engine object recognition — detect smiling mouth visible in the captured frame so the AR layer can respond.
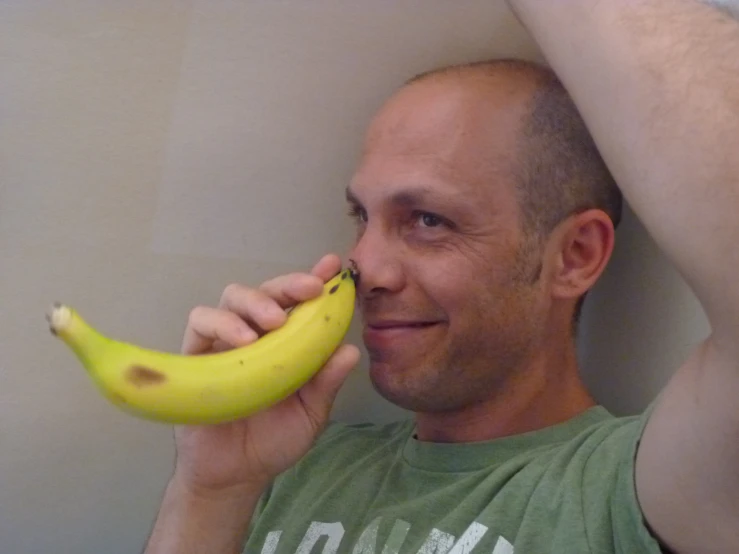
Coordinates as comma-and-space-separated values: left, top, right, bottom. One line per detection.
367, 321, 440, 330
381, 322, 434, 328
362, 321, 442, 350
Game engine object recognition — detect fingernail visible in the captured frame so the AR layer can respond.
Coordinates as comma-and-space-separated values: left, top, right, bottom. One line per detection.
240, 328, 258, 342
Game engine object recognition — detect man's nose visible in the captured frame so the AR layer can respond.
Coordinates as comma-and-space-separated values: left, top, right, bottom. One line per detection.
348, 226, 404, 297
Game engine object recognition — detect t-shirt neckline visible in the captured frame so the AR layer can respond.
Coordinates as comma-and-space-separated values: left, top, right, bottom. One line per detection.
402, 406, 612, 472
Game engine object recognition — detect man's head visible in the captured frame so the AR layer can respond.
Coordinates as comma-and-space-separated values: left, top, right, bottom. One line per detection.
346, 58, 619, 413
409, 60, 623, 326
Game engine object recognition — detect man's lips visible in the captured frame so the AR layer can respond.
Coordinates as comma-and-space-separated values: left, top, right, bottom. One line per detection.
362, 319, 443, 348
365, 320, 440, 329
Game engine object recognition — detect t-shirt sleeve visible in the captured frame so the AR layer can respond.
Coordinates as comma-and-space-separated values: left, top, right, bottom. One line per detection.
579, 404, 666, 554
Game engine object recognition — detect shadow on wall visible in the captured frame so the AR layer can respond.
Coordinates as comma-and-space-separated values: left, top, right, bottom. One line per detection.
577, 203, 711, 417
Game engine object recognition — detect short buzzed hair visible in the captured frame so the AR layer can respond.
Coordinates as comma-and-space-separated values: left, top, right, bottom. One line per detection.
407, 58, 623, 327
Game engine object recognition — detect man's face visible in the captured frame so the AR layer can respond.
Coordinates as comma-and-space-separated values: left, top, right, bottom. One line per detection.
346, 76, 548, 413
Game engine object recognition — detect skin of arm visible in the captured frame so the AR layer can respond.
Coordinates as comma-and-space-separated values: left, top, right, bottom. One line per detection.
142, 475, 264, 554
505, 1, 739, 552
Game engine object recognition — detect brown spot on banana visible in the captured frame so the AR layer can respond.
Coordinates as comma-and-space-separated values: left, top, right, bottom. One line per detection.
329, 284, 340, 294
127, 366, 167, 387
324, 315, 331, 322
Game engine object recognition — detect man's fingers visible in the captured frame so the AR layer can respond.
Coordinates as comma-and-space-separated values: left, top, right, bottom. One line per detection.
181, 305, 258, 355
183, 255, 345, 356
256, 273, 325, 310
218, 283, 291, 333
310, 253, 343, 282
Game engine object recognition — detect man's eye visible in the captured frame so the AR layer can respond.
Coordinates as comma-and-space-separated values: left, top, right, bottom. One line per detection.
347, 205, 368, 223
417, 212, 444, 228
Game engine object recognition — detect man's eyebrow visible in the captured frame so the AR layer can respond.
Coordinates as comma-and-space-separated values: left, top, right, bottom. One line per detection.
387, 188, 441, 207
345, 186, 452, 207
345, 186, 361, 205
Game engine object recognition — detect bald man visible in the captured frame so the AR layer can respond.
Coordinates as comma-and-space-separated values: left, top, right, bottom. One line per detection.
144, 2, 739, 553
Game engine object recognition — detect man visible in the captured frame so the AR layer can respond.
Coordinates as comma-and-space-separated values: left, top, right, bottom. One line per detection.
144, 1, 739, 553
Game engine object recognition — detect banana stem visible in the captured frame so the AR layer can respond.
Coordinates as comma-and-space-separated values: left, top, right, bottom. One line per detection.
47, 303, 72, 334
47, 303, 113, 371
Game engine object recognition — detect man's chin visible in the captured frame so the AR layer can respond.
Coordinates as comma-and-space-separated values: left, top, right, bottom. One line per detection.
367, 360, 446, 413
368, 360, 412, 407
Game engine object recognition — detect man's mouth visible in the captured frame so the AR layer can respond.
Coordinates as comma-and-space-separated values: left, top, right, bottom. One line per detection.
362, 319, 443, 349
366, 320, 440, 330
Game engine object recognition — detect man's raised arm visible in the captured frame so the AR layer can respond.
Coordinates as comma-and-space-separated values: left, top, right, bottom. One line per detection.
506, 1, 739, 552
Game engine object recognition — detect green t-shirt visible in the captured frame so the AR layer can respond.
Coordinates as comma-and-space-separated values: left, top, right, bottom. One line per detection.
244, 406, 663, 553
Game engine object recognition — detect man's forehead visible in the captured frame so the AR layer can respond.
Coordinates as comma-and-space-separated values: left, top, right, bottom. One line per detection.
348, 72, 534, 206
366, 84, 479, 149
363, 77, 529, 162
346, 156, 519, 216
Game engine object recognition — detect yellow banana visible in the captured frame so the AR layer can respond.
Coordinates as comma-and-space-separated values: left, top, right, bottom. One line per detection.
47, 268, 356, 425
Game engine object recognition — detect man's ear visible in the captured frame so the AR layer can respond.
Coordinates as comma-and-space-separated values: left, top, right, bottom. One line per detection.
545, 209, 616, 302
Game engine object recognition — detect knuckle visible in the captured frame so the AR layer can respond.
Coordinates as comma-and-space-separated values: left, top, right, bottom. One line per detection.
256, 275, 284, 293
187, 305, 210, 326
259, 273, 307, 295
220, 282, 250, 306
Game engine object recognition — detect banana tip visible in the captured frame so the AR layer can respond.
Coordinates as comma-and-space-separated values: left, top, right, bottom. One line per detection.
47, 303, 71, 334
347, 259, 360, 284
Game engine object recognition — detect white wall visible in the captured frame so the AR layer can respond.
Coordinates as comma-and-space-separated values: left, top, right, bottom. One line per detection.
0, 2, 708, 553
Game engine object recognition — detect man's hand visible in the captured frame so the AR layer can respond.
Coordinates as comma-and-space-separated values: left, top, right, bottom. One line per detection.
143, 253, 360, 554
507, 1, 739, 552
173, 253, 359, 494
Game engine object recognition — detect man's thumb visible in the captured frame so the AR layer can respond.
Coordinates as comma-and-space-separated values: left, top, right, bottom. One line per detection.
299, 344, 361, 418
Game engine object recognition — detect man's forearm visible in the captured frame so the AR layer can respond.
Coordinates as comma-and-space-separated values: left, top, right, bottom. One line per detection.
507, 0, 739, 345
143, 475, 263, 554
